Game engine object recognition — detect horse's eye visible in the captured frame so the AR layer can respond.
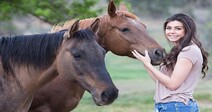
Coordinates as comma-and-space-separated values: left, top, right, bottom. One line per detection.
73, 53, 81, 60
120, 28, 130, 32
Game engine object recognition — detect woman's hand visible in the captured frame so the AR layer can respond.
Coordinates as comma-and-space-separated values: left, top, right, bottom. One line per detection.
132, 50, 151, 65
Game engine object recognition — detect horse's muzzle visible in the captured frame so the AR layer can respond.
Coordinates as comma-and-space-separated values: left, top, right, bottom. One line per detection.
100, 88, 119, 105
151, 48, 166, 65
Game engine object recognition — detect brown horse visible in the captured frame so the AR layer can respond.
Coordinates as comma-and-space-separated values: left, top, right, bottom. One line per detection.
30, 1, 166, 112
0, 19, 118, 112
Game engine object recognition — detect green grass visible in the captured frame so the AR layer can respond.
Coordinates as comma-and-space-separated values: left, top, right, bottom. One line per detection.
72, 52, 212, 112
73, 92, 154, 112
105, 52, 150, 80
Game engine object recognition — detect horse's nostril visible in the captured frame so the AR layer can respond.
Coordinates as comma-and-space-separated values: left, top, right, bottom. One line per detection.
155, 50, 162, 56
101, 89, 118, 104
154, 49, 165, 59
101, 91, 109, 102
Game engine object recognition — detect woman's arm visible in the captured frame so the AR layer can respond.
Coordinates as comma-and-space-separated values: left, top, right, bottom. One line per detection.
132, 50, 193, 90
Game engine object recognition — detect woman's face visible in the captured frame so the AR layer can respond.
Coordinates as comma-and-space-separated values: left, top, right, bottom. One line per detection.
165, 20, 185, 45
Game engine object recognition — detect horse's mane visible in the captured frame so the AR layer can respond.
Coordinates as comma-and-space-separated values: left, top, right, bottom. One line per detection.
0, 32, 64, 73
73, 29, 96, 41
51, 19, 77, 32
118, 11, 138, 20
51, 10, 145, 33
51, 18, 97, 32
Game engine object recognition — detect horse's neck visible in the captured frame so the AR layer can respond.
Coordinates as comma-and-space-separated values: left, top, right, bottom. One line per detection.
80, 16, 109, 51
98, 15, 110, 50
26, 63, 58, 93
13, 61, 58, 95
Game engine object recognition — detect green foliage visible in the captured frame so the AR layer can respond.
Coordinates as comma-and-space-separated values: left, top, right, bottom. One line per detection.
0, 0, 103, 25
0, 2, 17, 20
112, 0, 126, 5
128, 0, 170, 17
68, 0, 103, 19
112, 0, 132, 11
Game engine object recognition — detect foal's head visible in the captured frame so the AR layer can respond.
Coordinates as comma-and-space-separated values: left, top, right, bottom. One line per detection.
56, 19, 118, 106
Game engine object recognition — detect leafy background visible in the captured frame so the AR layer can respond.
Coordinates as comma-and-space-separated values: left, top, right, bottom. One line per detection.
0, 0, 211, 111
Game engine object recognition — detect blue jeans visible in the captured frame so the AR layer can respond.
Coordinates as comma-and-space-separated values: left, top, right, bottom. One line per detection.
154, 100, 199, 112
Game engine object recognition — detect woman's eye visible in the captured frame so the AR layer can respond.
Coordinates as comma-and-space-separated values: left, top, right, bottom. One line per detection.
176, 28, 182, 30
166, 27, 171, 30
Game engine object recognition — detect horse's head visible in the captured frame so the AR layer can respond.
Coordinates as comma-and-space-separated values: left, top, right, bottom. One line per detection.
56, 19, 118, 106
98, 1, 166, 65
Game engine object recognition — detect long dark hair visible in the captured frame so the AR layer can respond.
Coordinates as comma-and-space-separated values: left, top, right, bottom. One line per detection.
162, 13, 209, 78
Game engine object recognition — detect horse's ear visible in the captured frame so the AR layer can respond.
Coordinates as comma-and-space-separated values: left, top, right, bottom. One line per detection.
68, 20, 80, 38
108, 0, 117, 18
90, 18, 100, 33
118, 2, 128, 12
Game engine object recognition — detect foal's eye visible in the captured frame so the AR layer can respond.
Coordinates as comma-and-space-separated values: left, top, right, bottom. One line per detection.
73, 53, 81, 60
71, 49, 84, 61
120, 28, 130, 32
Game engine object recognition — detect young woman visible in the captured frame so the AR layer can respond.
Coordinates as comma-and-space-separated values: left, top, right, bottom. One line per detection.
132, 13, 209, 112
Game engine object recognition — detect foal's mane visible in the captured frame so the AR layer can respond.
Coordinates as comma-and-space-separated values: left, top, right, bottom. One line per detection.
0, 28, 96, 74
0, 32, 64, 73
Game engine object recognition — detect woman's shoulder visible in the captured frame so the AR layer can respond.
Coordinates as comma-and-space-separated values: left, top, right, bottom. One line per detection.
181, 44, 200, 54
178, 44, 202, 64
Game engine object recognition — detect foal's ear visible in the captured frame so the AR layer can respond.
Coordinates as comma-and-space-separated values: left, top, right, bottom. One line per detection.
108, 0, 117, 18
67, 20, 80, 38
118, 2, 128, 12
90, 18, 100, 33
